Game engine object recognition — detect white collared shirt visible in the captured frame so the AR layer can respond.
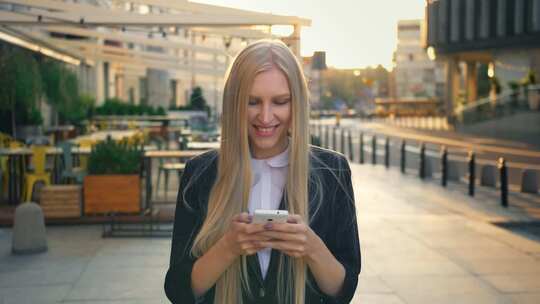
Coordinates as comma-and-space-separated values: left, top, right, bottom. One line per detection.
248, 145, 289, 279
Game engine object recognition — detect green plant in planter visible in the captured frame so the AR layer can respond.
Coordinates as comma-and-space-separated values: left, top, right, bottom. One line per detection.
508, 80, 521, 108
87, 138, 142, 175
521, 70, 537, 86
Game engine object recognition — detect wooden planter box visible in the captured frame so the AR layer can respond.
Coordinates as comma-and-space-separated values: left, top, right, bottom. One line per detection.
40, 185, 82, 218
83, 175, 141, 214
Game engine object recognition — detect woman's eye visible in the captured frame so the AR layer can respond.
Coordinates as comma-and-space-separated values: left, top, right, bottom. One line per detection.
275, 99, 291, 105
248, 99, 258, 105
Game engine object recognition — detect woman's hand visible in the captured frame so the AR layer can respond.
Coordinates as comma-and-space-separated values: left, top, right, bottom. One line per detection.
221, 212, 271, 257
255, 214, 324, 260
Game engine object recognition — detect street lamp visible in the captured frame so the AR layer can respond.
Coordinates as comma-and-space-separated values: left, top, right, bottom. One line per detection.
427, 46, 436, 61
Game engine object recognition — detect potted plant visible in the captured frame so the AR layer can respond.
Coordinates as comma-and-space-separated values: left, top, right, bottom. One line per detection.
83, 137, 143, 214
508, 80, 520, 107
522, 70, 539, 110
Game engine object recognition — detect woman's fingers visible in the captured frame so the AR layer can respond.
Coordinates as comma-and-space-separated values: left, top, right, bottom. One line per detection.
237, 233, 273, 243
264, 222, 307, 234
257, 240, 305, 253
256, 231, 307, 243
240, 241, 268, 255
232, 212, 252, 223
287, 214, 303, 224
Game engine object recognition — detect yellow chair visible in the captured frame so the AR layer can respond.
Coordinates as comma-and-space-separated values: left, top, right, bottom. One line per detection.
77, 139, 94, 170
22, 146, 51, 202
9, 141, 23, 149
98, 121, 108, 131
127, 120, 137, 130
0, 132, 11, 148
0, 155, 7, 196
2, 140, 24, 197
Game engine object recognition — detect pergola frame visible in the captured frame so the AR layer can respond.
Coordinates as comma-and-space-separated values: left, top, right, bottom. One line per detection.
0, 0, 310, 110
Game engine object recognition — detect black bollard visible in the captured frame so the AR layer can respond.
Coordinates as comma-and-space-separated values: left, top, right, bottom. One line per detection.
359, 132, 365, 164
341, 128, 346, 154
441, 146, 448, 187
348, 130, 354, 161
372, 135, 377, 165
468, 151, 476, 196
419, 143, 426, 179
498, 157, 508, 208
325, 125, 329, 149
333, 127, 337, 151
384, 137, 390, 168
400, 140, 406, 173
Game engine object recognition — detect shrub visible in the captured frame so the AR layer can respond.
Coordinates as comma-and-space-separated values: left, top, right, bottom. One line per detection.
87, 137, 142, 175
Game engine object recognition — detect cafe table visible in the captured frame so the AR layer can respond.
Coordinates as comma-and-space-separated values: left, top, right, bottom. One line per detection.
142, 150, 208, 209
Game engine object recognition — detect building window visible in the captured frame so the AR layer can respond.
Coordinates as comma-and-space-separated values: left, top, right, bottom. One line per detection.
170, 79, 177, 108
139, 77, 148, 105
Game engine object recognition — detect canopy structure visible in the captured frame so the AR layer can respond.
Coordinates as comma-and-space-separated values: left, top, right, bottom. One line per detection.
0, 0, 310, 113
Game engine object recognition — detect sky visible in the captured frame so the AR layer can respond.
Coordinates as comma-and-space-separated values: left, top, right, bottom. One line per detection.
194, 0, 426, 70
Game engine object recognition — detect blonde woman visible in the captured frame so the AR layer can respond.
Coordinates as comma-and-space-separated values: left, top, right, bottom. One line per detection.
165, 40, 360, 304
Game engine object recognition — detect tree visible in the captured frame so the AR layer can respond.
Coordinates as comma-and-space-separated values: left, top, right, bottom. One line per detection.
40, 59, 79, 125
189, 86, 207, 110
0, 49, 42, 137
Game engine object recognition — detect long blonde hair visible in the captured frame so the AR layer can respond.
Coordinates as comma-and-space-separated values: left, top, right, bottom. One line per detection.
190, 39, 310, 304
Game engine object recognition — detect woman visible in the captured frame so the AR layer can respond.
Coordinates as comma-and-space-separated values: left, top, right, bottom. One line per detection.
164, 39, 360, 304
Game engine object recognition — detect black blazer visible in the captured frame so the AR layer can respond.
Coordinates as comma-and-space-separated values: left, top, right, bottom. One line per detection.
164, 145, 361, 304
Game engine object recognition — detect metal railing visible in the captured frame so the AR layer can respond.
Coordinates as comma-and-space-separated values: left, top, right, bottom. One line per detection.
454, 85, 540, 125
312, 124, 540, 208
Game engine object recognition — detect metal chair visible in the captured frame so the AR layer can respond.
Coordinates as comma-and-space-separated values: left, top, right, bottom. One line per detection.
22, 146, 51, 202
153, 139, 185, 200
59, 141, 86, 184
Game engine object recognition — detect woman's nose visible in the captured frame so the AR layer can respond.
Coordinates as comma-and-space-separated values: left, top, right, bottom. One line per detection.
259, 104, 273, 124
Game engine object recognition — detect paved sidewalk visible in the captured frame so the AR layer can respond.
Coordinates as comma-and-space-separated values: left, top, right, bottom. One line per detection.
354, 165, 540, 304
0, 163, 539, 303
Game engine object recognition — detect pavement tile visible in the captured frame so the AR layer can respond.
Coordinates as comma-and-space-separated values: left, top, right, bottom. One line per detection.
505, 292, 540, 304
356, 274, 393, 293
351, 293, 407, 304
481, 274, 540, 293
0, 285, 71, 304
381, 275, 508, 304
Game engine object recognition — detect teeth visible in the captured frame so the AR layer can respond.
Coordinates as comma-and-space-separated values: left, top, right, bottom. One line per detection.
256, 126, 276, 132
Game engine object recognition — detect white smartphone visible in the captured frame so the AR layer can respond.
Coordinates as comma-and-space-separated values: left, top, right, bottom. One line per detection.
253, 209, 289, 224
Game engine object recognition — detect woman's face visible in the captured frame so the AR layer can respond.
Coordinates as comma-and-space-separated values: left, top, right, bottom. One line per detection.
247, 67, 292, 159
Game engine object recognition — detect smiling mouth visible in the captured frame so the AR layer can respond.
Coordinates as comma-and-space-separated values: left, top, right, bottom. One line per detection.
254, 125, 279, 132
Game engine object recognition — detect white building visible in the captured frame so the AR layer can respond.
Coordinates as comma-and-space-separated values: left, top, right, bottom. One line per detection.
393, 19, 444, 100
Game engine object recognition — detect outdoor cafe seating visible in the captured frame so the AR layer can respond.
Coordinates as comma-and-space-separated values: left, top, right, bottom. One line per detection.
22, 146, 51, 202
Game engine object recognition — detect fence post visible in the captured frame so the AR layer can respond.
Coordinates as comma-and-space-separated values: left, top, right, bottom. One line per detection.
468, 151, 476, 196
400, 140, 406, 173
324, 125, 330, 149
348, 130, 354, 161
372, 135, 377, 165
384, 137, 390, 168
498, 157, 508, 208
441, 146, 448, 187
340, 128, 346, 154
419, 143, 426, 179
332, 127, 337, 151
359, 132, 365, 164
